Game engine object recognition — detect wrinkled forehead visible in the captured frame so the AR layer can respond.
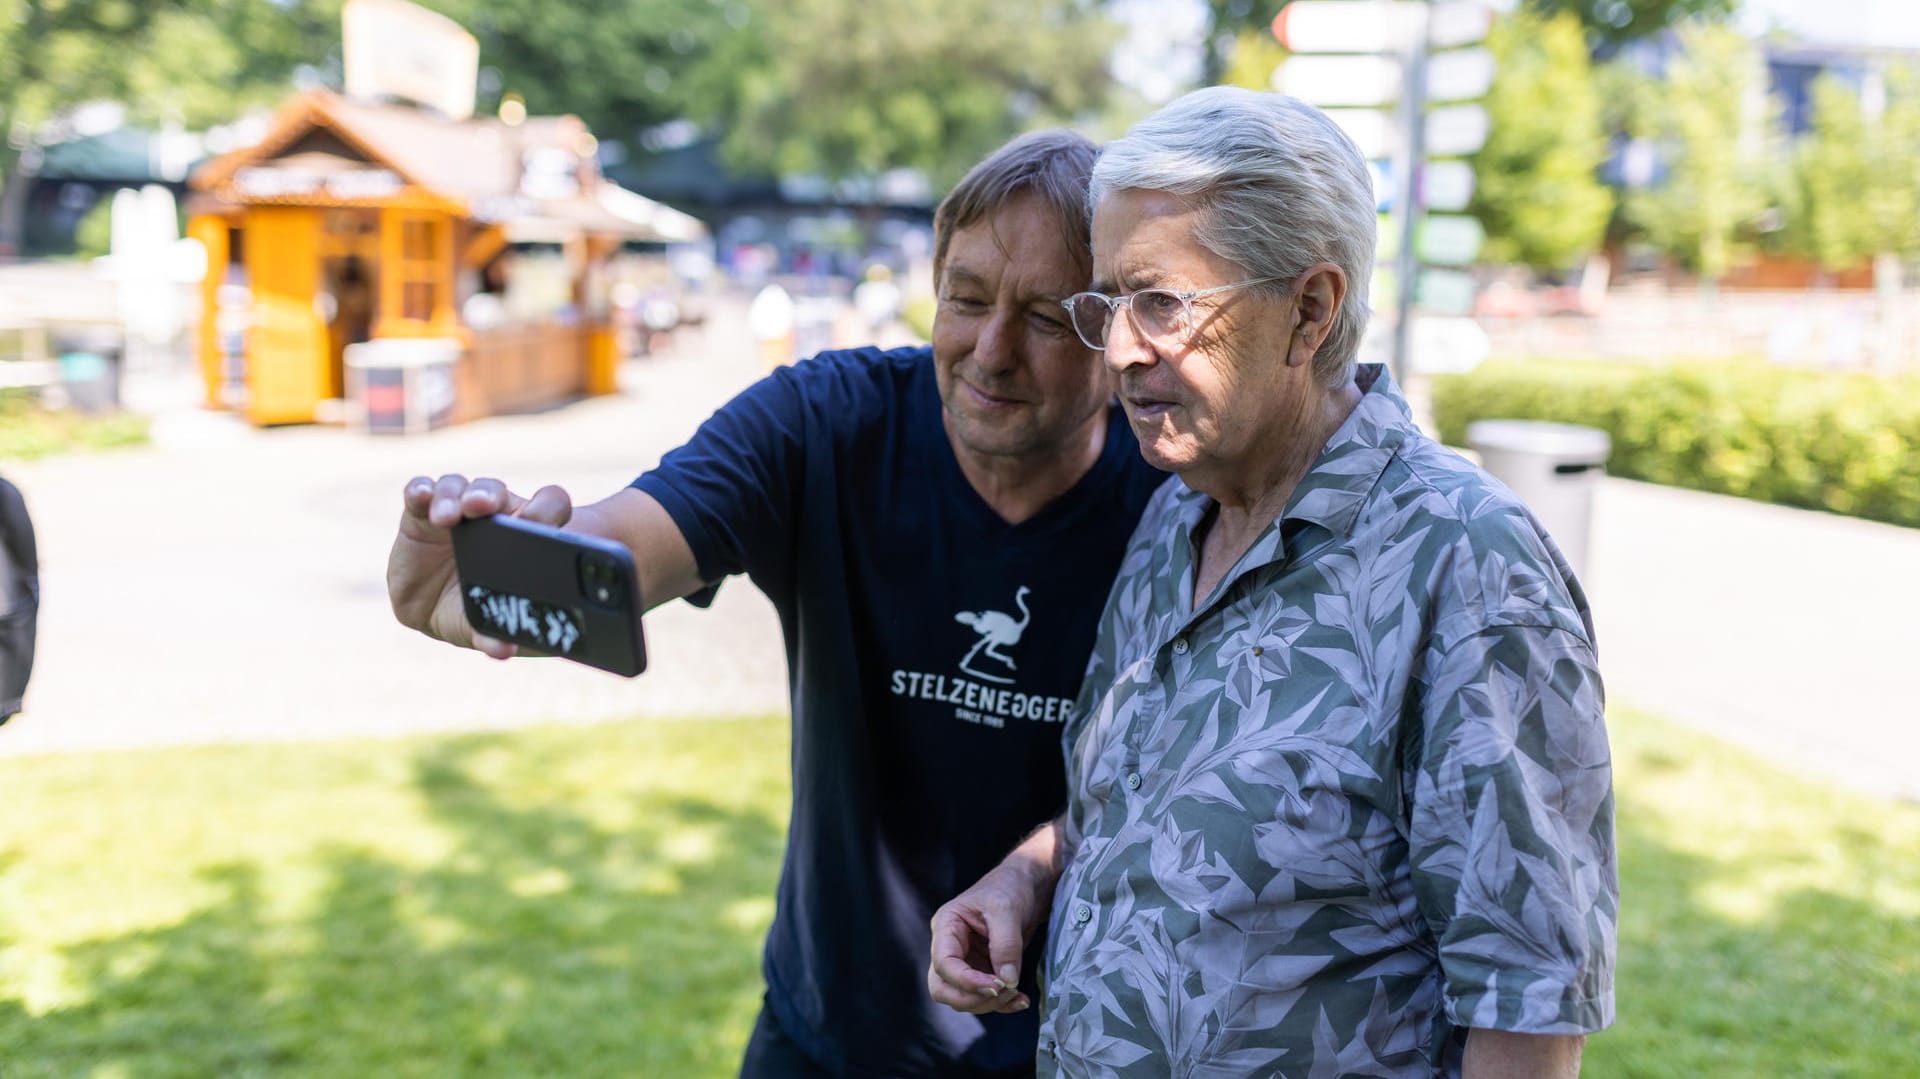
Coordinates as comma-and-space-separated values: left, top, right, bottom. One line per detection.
1089, 189, 1223, 289
938, 194, 1092, 297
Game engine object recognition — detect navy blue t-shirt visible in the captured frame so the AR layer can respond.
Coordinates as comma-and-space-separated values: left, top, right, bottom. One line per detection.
634, 346, 1163, 1078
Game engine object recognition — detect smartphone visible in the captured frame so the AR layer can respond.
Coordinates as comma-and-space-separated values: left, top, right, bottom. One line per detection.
449, 514, 647, 677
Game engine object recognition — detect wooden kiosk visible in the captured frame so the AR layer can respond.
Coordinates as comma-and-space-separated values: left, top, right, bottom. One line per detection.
185, 89, 705, 428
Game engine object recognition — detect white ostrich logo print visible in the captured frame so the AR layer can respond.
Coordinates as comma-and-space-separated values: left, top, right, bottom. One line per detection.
954, 585, 1031, 685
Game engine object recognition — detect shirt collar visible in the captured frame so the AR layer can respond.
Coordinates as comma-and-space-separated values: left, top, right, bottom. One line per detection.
1158, 364, 1415, 601
1276, 363, 1412, 538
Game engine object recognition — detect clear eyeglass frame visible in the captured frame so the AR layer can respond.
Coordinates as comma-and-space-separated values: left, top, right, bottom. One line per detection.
1061, 277, 1288, 351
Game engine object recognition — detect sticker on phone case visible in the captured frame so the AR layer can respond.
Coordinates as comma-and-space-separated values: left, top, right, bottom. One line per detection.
466, 585, 582, 654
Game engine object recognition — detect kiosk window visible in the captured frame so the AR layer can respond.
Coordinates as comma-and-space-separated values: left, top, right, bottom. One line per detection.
398, 217, 442, 323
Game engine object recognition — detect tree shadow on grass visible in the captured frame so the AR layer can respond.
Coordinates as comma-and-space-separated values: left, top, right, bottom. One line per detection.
1588, 785, 1920, 1078
17, 726, 1909, 1078
0, 733, 785, 1079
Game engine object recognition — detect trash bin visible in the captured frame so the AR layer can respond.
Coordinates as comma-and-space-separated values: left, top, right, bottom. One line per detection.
52, 328, 124, 414
344, 338, 462, 435
1466, 419, 1611, 581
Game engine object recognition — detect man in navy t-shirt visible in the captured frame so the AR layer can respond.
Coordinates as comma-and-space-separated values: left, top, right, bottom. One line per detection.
387, 130, 1164, 1077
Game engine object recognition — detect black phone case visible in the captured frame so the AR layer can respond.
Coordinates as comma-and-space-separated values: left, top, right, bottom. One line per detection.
449, 515, 647, 677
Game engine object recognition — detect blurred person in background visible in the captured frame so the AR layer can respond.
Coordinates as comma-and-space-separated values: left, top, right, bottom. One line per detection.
0, 476, 37, 723
930, 87, 1615, 1079
387, 129, 1165, 1078
853, 263, 904, 336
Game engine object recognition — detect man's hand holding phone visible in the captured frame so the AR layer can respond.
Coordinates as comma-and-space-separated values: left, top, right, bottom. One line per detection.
389, 474, 648, 677
387, 475, 574, 660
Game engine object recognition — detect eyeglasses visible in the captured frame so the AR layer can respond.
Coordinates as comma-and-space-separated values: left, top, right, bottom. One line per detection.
1061, 278, 1286, 351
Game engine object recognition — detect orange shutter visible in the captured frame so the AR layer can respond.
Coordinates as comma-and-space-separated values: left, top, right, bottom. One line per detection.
186, 215, 229, 408
242, 207, 327, 425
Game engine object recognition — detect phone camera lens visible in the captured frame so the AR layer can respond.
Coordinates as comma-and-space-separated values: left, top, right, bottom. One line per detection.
578, 554, 625, 610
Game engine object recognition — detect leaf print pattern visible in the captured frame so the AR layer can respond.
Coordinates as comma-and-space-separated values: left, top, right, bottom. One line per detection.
1037, 366, 1616, 1078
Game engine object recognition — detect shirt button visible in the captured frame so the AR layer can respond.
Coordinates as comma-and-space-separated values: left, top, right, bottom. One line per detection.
1074, 903, 1092, 925
1125, 772, 1142, 790
1047, 1039, 1058, 1055
1172, 637, 1189, 655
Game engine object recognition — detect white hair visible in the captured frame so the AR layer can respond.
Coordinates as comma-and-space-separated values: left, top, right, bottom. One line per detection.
1090, 86, 1377, 385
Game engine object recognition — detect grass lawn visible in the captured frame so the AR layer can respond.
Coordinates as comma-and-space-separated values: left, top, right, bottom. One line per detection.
0, 717, 790, 1078
1593, 709, 1920, 1077
1, 708, 1916, 1077
0, 389, 148, 460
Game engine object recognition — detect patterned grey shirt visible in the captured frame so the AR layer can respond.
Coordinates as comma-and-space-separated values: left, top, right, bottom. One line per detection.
1037, 365, 1616, 1078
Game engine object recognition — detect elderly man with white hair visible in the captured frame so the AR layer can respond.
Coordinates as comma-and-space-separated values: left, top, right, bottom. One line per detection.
929, 87, 1616, 1078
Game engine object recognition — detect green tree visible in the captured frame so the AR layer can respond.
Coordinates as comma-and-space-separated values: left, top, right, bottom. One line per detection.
1622, 23, 1774, 284
701, 0, 1120, 188
1779, 65, 1920, 280
1202, 0, 1288, 88
138, 0, 344, 127
1219, 27, 1288, 93
1528, 0, 1735, 49
1, 0, 168, 251
422, 0, 740, 138
0, 0, 339, 252
1785, 75, 1876, 273
0, 0, 739, 248
1867, 65, 1920, 262
1218, 0, 1736, 82
71, 189, 112, 258
1469, 9, 1613, 272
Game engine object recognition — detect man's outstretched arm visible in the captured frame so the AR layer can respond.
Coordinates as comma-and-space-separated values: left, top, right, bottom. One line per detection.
387, 477, 707, 658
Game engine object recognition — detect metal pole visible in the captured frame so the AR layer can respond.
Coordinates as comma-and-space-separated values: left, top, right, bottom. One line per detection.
1389, 2, 1431, 388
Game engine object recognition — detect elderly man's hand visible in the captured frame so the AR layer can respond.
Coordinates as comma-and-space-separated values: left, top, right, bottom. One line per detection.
927, 821, 1064, 1015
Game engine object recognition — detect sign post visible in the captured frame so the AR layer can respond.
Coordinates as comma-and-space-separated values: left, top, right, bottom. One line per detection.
1388, 6, 1430, 388
1274, 0, 1500, 384
342, 0, 480, 120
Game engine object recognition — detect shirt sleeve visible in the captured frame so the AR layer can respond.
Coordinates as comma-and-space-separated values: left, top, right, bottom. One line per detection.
630, 357, 842, 592
1407, 620, 1617, 1036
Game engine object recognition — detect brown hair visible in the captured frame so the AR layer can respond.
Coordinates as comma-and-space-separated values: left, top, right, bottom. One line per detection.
932, 128, 1099, 282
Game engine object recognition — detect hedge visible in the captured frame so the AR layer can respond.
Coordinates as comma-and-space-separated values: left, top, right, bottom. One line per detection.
1430, 359, 1920, 528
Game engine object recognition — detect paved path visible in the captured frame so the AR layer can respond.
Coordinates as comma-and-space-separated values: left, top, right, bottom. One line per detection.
1, 309, 1913, 805
1585, 479, 1920, 803
0, 300, 791, 756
